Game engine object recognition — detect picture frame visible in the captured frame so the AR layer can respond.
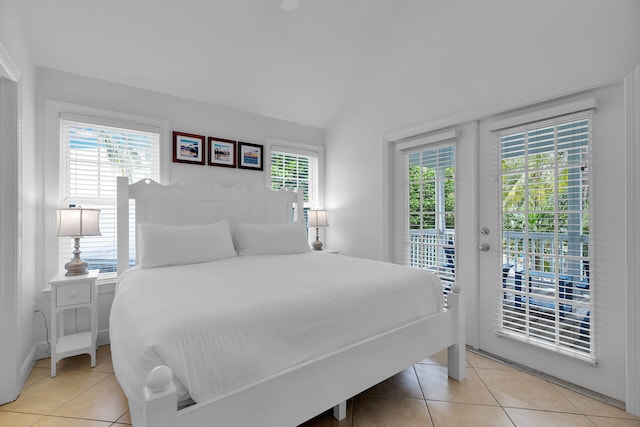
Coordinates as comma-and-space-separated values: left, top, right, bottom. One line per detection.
173, 131, 205, 165
208, 137, 237, 168
237, 141, 264, 171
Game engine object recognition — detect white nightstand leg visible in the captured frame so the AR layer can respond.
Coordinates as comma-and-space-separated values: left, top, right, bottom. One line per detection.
51, 310, 57, 377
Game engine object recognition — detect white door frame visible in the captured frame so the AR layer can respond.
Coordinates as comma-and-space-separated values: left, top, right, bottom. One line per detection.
624, 64, 640, 416
0, 41, 22, 404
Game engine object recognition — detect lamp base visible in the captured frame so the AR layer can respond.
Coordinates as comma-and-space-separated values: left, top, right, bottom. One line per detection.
64, 237, 89, 276
64, 258, 89, 276
312, 239, 324, 251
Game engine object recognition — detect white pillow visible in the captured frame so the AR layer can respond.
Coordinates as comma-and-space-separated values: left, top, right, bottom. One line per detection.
138, 220, 236, 268
237, 222, 311, 256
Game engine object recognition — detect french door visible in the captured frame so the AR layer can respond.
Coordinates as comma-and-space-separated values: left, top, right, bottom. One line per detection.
476, 85, 627, 402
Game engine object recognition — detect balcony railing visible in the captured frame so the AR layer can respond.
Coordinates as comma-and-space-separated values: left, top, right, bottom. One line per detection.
409, 229, 592, 353
408, 229, 456, 287
502, 230, 590, 278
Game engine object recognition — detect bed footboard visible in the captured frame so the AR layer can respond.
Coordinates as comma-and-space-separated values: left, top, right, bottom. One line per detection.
138, 288, 466, 427
141, 369, 347, 427
143, 366, 177, 427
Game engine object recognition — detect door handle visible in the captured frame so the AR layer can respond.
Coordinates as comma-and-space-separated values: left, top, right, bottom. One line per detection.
479, 243, 490, 252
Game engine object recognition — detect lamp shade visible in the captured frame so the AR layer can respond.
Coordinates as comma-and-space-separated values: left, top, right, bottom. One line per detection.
56, 208, 101, 237
308, 210, 329, 228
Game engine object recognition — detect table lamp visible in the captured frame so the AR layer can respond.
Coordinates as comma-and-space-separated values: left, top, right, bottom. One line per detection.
308, 209, 329, 251
57, 208, 101, 276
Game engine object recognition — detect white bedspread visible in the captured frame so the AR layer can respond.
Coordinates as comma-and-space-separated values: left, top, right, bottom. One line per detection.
109, 252, 443, 409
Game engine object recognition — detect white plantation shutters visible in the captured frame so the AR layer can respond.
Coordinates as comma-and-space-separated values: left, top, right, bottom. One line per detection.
270, 145, 320, 228
59, 116, 160, 276
397, 131, 457, 300
498, 113, 594, 360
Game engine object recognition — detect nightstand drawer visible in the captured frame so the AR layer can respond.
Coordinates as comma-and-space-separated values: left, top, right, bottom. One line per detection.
56, 283, 91, 307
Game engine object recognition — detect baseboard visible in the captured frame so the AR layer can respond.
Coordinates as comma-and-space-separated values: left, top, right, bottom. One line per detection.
17, 346, 36, 395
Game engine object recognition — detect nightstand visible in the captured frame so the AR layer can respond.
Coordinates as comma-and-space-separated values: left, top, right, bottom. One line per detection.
48, 270, 99, 377
324, 249, 339, 254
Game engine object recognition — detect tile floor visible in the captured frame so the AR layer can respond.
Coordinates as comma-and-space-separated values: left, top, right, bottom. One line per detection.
1, 346, 638, 426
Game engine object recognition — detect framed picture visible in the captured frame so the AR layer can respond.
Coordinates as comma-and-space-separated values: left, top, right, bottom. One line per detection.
237, 141, 264, 171
208, 137, 236, 168
173, 131, 205, 165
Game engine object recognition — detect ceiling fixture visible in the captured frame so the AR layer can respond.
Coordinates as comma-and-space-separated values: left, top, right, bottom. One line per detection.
280, 0, 301, 11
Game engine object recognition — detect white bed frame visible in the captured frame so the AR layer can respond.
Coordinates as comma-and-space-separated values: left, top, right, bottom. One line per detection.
116, 177, 466, 427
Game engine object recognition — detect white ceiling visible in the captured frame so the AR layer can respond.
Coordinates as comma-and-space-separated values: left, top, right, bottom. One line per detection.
18, 0, 409, 128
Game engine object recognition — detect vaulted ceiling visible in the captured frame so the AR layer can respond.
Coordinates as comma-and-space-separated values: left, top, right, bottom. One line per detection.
17, 0, 409, 128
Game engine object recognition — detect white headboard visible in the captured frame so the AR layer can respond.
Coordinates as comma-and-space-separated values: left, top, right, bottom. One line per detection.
116, 177, 303, 275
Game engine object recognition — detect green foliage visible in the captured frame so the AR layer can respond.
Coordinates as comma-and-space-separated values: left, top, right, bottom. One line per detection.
501, 153, 589, 234
271, 153, 310, 203
408, 166, 455, 229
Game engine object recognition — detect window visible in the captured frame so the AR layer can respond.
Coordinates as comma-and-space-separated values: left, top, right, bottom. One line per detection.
269, 143, 321, 224
404, 144, 456, 295
499, 114, 593, 358
59, 117, 160, 276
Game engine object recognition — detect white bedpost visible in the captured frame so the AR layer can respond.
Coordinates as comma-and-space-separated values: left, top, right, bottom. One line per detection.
143, 366, 178, 427
117, 176, 130, 277
332, 401, 347, 421
293, 187, 304, 223
446, 284, 466, 380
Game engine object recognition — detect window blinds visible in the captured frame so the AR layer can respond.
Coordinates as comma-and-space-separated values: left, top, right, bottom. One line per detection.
59, 118, 160, 275
270, 149, 318, 209
498, 113, 594, 360
403, 143, 456, 300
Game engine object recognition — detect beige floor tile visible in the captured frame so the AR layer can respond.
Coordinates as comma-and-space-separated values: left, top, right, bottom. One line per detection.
32, 416, 112, 426
115, 411, 132, 424
0, 410, 44, 426
34, 358, 48, 369
505, 407, 595, 427
298, 399, 353, 426
553, 385, 639, 420
353, 395, 432, 427
416, 349, 449, 365
24, 367, 50, 388
362, 367, 424, 399
588, 415, 640, 427
427, 400, 514, 427
475, 368, 579, 413
415, 349, 472, 367
0, 370, 109, 414
50, 374, 129, 422
466, 351, 516, 370
415, 364, 498, 406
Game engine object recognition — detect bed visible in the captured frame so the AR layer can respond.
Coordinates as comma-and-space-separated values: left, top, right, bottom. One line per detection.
111, 177, 465, 427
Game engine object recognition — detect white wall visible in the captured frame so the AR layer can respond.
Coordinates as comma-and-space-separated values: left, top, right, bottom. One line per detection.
0, 0, 37, 403
33, 67, 324, 353
325, 0, 640, 260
